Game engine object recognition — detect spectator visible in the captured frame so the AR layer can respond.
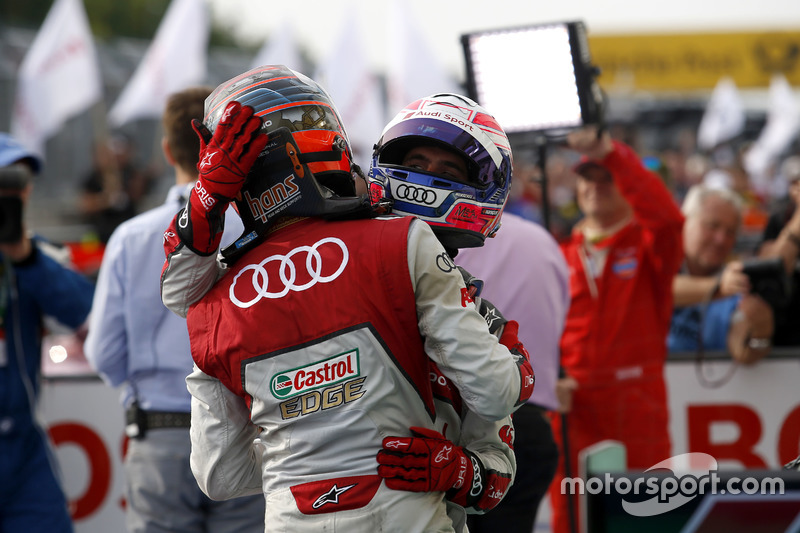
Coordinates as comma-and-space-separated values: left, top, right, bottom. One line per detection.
548, 126, 685, 533
0, 133, 94, 533
504, 160, 543, 224
757, 155, 800, 347
456, 211, 570, 533
159, 66, 533, 531
83, 87, 264, 533
79, 133, 153, 243
669, 184, 773, 364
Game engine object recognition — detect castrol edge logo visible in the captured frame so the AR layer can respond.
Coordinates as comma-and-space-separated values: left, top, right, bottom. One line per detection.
270, 349, 360, 399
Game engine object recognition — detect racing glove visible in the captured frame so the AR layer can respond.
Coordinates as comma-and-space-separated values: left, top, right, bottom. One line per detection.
377, 427, 486, 508
176, 100, 268, 255
500, 319, 535, 406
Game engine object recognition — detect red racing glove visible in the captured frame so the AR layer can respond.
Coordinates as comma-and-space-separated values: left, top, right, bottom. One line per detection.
176, 101, 268, 255
377, 427, 485, 508
500, 320, 535, 406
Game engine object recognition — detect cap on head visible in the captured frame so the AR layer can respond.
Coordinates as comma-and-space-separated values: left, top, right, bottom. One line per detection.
573, 158, 611, 182
0, 133, 41, 174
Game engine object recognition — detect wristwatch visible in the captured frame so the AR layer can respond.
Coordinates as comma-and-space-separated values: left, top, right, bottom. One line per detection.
747, 336, 772, 349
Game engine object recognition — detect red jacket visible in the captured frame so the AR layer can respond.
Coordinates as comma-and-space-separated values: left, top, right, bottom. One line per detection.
549, 141, 684, 533
559, 141, 684, 386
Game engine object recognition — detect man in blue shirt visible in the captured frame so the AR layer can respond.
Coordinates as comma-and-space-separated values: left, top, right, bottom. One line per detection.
0, 133, 94, 533
669, 184, 773, 364
84, 87, 265, 533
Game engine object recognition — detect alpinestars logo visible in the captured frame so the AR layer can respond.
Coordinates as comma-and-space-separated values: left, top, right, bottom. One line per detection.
435, 445, 453, 464
199, 150, 218, 171
312, 483, 357, 509
383, 439, 404, 450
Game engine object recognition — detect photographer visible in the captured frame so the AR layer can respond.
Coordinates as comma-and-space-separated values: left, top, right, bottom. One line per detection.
0, 133, 94, 532
669, 184, 773, 365
757, 155, 800, 347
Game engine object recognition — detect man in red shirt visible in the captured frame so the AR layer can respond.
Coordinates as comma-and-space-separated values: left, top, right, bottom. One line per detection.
549, 127, 684, 533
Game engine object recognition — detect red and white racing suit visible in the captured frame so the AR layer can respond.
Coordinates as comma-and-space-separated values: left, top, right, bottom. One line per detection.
548, 141, 684, 533
161, 215, 528, 532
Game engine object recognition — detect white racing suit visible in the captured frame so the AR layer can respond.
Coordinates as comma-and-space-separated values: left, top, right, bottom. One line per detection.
161, 215, 528, 532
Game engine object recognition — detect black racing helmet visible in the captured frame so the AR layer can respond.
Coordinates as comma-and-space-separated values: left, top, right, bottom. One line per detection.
202, 65, 368, 261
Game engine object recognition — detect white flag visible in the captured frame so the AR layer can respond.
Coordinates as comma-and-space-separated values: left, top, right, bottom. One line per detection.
314, 10, 384, 171
108, 0, 209, 127
250, 23, 302, 71
752, 74, 800, 159
743, 74, 800, 196
11, 0, 102, 156
697, 77, 746, 151
385, 0, 461, 121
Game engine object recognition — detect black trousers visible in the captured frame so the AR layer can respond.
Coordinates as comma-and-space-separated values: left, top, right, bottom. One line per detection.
467, 403, 559, 533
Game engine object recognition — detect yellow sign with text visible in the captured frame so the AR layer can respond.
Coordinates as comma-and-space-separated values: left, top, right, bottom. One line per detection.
588, 31, 800, 90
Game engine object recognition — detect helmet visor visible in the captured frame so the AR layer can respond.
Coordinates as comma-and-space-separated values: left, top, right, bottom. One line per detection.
377, 119, 500, 189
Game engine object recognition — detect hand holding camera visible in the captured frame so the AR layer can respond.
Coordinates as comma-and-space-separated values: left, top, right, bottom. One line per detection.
0, 164, 32, 261
717, 260, 751, 297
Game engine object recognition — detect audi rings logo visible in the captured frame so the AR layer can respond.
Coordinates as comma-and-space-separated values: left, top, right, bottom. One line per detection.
436, 252, 456, 273
178, 209, 188, 229
229, 237, 349, 308
395, 184, 437, 205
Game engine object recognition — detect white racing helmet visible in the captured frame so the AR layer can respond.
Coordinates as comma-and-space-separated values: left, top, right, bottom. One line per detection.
368, 93, 513, 249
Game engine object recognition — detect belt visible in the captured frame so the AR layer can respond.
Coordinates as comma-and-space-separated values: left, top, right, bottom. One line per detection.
125, 406, 191, 439
141, 411, 192, 429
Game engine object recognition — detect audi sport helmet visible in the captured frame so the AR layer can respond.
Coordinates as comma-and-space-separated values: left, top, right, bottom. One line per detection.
368, 93, 513, 249
202, 65, 367, 261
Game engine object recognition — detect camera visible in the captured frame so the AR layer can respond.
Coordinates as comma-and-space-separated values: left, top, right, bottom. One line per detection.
741, 257, 790, 309
0, 164, 31, 243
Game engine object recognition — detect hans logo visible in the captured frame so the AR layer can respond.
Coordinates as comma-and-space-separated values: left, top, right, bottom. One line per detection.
270, 350, 360, 399
245, 174, 300, 223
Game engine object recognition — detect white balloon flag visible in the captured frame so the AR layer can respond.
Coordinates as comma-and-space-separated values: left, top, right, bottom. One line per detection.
108, 0, 210, 127
697, 76, 746, 151
250, 22, 302, 72
314, 8, 385, 171
385, 0, 461, 121
11, 0, 103, 156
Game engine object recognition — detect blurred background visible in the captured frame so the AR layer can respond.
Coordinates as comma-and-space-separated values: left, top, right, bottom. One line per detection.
1, 0, 799, 259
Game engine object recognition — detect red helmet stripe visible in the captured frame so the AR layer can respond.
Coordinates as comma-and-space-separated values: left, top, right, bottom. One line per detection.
205, 73, 297, 120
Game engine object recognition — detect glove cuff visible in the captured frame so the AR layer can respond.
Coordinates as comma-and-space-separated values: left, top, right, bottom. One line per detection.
175, 188, 227, 256
446, 450, 486, 509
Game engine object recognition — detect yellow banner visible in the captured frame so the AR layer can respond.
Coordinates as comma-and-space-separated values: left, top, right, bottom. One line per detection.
587, 31, 800, 90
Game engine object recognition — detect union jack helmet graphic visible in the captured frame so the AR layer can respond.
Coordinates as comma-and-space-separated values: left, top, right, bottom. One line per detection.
368, 93, 513, 250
